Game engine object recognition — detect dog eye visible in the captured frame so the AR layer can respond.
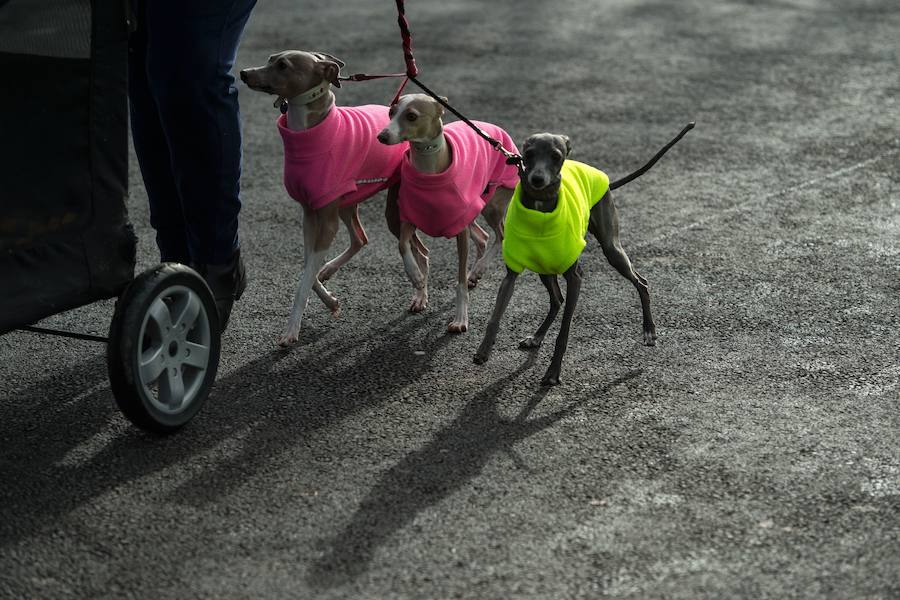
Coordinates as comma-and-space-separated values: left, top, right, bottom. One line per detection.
277, 61, 287, 71
405, 112, 418, 122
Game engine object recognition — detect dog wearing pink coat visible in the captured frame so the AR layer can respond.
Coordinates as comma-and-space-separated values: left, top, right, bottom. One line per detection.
377, 93, 518, 333
242, 50, 426, 345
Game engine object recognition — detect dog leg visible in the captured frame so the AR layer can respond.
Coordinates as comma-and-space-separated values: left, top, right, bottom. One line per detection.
384, 182, 402, 239
279, 204, 340, 346
399, 221, 429, 312
468, 187, 512, 288
519, 274, 563, 349
280, 207, 317, 345
468, 221, 488, 285
387, 189, 429, 312
448, 227, 470, 333
318, 204, 368, 282
306, 203, 341, 316
590, 193, 657, 345
411, 232, 430, 258
410, 233, 430, 311
311, 279, 340, 317
542, 261, 583, 385
311, 204, 342, 315
473, 268, 519, 364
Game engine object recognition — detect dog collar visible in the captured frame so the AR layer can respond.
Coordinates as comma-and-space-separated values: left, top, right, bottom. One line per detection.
412, 133, 445, 155
276, 81, 331, 113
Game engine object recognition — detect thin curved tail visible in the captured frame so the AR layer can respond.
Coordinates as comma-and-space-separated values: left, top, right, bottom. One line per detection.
609, 122, 695, 190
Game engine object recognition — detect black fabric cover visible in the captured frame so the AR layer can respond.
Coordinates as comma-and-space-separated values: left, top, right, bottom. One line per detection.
0, 0, 134, 334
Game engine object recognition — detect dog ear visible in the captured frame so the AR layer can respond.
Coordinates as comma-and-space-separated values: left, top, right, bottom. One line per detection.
316, 59, 343, 88
560, 134, 572, 157
435, 96, 448, 116
521, 135, 536, 153
313, 52, 346, 68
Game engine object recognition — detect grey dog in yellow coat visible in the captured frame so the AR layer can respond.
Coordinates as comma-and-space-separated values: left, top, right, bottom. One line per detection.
474, 123, 694, 385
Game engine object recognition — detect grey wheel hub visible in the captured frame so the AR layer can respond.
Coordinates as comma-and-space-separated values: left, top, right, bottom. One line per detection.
137, 285, 212, 414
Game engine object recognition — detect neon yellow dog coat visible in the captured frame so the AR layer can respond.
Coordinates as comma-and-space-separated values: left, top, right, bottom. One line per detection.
502, 160, 610, 275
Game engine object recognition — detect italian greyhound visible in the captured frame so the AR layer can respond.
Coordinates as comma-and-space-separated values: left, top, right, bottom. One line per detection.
240, 51, 424, 346
377, 94, 518, 333
474, 124, 694, 385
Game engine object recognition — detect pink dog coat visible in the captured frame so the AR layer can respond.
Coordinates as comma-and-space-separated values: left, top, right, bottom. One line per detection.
277, 105, 405, 209
398, 121, 520, 238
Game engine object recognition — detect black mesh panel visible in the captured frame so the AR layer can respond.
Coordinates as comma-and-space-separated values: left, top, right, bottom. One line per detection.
0, 0, 91, 58
0, 0, 133, 333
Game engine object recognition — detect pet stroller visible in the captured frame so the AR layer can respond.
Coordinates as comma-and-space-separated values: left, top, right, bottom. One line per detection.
0, 0, 220, 433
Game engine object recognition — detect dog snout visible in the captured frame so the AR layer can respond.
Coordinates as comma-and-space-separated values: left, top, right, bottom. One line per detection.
376, 129, 391, 144
239, 69, 249, 83
528, 172, 548, 189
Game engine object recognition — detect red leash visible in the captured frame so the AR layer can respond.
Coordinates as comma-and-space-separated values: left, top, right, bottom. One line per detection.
338, 71, 410, 106
395, 0, 418, 77
339, 0, 524, 174
337, 1, 416, 105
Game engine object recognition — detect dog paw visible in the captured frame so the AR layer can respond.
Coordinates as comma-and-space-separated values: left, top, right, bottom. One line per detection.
643, 328, 657, 346
409, 290, 428, 313
518, 336, 542, 350
277, 331, 300, 347
541, 365, 562, 385
320, 291, 340, 317
540, 373, 561, 386
473, 340, 493, 364
317, 264, 337, 282
447, 319, 468, 333
466, 266, 484, 289
320, 292, 341, 315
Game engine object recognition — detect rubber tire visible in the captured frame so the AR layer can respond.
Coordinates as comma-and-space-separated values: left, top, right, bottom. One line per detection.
107, 263, 221, 434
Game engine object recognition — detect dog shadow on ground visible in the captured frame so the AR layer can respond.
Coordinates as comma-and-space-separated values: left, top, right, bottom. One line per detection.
0, 309, 454, 548
306, 361, 644, 588
168, 309, 459, 506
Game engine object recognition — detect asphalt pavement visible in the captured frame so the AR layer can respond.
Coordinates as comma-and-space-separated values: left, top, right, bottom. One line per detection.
1, 0, 898, 598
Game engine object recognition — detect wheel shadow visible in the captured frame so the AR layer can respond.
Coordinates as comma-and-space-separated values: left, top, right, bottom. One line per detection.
0, 309, 452, 548
0, 353, 114, 546
306, 363, 644, 587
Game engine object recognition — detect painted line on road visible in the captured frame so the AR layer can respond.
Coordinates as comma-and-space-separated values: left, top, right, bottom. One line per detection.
636, 146, 900, 250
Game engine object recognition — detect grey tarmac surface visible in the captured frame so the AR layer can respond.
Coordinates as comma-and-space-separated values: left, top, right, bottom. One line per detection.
1, 0, 898, 598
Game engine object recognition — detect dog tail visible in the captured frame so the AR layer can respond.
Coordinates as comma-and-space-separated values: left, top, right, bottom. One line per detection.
609, 122, 695, 190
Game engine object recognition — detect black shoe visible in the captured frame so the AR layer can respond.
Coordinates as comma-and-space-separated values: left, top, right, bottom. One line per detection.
193, 249, 247, 332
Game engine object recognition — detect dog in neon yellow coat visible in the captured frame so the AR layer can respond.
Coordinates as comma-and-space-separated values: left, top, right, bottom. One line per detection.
474, 124, 694, 385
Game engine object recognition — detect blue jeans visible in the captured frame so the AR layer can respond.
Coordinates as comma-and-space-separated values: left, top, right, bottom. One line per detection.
128, 0, 257, 265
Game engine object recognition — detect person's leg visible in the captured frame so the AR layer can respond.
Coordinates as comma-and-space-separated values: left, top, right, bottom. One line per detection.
143, 0, 256, 329
144, 0, 256, 266
127, 0, 191, 263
